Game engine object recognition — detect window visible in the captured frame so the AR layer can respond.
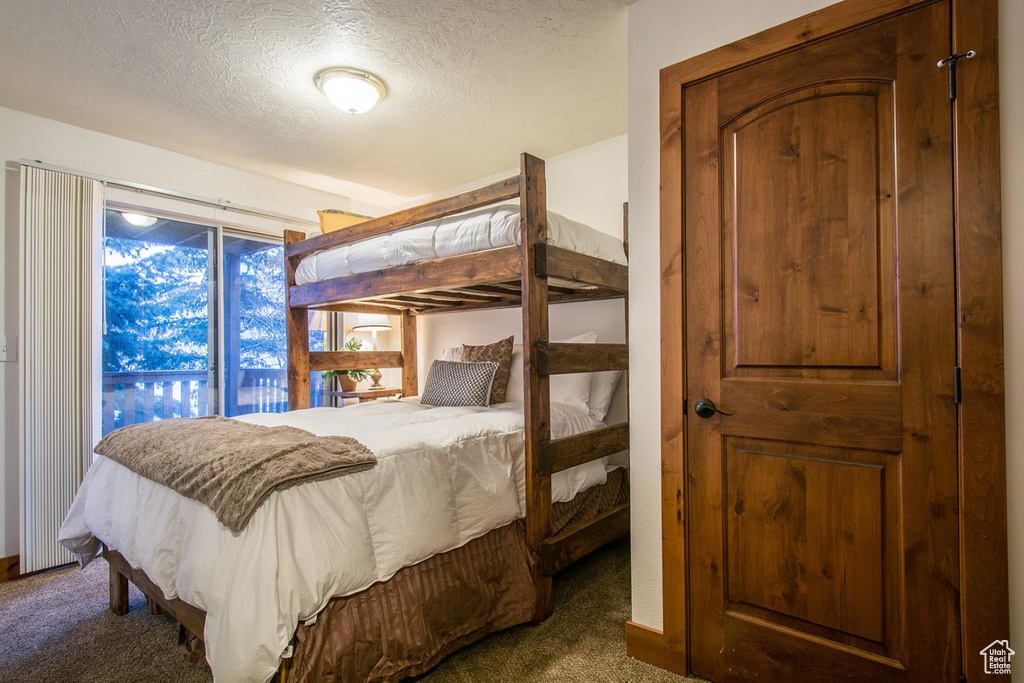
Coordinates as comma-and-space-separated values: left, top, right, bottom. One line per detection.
102, 212, 216, 432
222, 234, 286, 416
101, 207, 329, 434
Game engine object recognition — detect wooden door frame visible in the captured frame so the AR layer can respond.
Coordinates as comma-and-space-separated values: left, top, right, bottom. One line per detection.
656, 0, 1007, 680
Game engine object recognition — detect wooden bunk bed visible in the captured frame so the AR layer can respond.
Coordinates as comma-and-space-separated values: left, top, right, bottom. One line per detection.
285, 152, 630, 623
98, 153, 630, 681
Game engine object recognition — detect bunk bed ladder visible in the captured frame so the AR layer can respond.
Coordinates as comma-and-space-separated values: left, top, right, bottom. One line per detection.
521, 160, 631, 621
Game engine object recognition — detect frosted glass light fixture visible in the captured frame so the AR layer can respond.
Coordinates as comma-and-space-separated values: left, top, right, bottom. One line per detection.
121, 212, 158, 227
314, 67, 387, 114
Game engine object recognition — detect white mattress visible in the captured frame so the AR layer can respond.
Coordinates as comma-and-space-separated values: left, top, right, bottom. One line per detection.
59, 400, 609, 683
294, 204, 627, 286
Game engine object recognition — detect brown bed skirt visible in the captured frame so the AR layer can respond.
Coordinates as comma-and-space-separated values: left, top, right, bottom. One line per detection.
289, 467, 628, 682
113, 468, 628, 683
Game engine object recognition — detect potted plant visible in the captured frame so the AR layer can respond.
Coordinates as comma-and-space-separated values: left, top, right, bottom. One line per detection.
322, 336, 375, 392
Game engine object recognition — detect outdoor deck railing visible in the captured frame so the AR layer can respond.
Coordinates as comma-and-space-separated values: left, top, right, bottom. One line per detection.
101, 368, 309, 434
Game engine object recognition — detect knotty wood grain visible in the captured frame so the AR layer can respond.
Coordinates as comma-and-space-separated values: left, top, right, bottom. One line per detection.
625, 621, 665, 670
663, 3, 967, 680
540, 423, 629, 475
540, 245, 628, 292
519, 153, 553, 622
661, 0, 931, 86
658, 65, 689, 678
285, 230, 310, 410
308, 351, 403, 371
289, 247, 521, 308
540, 503, 629, 575
893, 6, 961, 678
952, 2, 1010, 679
401, 310, 418, 397
536, 342, 628, 376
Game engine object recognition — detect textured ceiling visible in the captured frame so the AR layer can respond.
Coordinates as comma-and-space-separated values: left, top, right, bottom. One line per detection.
0, 0, 628, 200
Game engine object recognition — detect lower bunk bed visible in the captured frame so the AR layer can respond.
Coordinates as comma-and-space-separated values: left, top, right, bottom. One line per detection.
59, 398, 628, 683
105, 469, 627, 683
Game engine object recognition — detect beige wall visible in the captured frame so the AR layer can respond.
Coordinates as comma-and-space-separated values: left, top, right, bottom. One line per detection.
0, 105, 392, 559
416, 135, 630, 424
999, 0, 1023, 662
626, 0, 1022, 662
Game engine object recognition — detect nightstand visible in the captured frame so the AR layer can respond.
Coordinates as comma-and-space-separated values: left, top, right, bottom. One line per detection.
330, 387, 403, 403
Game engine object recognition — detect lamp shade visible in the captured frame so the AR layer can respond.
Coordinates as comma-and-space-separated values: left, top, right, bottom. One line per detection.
351, 314, 392, 332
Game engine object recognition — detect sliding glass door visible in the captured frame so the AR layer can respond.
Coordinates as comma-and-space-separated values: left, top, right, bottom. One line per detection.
102, 210, 217, 433
101, 210, 328, 432
221, 234, 287, 416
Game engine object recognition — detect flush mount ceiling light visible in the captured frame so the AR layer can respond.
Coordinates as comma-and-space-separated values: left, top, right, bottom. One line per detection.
121, 212, 158, 228
314, 67, 387, 114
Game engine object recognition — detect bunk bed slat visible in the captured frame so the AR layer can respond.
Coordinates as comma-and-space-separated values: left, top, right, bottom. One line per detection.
411, 289, 625, 315
537, 244, 629, 292
539, 423, 630, 475
311, 302, 406, 316
308, 351, 404, 372
290, 247, 521, 308
540, 502, 630, 576
537, 342, 629, 375
286, 175, 521, 260
373, 296, 449, 309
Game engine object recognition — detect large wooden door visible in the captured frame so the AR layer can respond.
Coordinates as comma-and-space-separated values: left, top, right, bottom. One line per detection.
682, 3, 960, 681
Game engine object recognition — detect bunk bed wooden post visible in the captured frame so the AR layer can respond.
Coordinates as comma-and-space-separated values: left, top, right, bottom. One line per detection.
401, 310, 418, 396
285, 229, 311, 410
519, 152, 554, 621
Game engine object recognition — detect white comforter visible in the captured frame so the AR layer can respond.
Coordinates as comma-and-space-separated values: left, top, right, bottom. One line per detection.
59, 400, 607, 683
294, 204, 627, 286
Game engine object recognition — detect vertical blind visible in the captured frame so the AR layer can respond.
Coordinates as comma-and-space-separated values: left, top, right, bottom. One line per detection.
19, 166, 102, 573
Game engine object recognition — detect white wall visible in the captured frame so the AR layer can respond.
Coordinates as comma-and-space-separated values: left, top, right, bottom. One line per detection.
626, 0, 1023, 658
0, 105, 393, 559
417, 135, 629, 424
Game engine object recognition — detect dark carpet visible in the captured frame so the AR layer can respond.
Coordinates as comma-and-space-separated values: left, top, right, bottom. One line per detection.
0, 538, 691, 682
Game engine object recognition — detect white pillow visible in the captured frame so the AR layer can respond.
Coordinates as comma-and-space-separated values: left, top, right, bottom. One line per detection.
589, 370, 623, 422
506, 346, 525, 402
440, 346, 461, 362
550, 331, 597, 412
504, 331, 598, 413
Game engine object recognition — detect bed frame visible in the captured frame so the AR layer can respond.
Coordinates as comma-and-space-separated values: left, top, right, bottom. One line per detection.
284, 153, 630, 621
103, 153, 630, 681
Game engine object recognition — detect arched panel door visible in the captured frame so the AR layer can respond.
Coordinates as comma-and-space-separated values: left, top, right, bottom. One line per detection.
683, 2, 960, 681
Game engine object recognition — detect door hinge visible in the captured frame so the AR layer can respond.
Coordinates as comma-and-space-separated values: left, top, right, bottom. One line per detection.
960, 673, 967, 683
683, 398, 688, 415
937, 50, 975, 101
954, 366, 962, 404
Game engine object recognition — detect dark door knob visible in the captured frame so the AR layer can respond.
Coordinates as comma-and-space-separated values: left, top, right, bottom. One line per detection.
693, 398, 733, 419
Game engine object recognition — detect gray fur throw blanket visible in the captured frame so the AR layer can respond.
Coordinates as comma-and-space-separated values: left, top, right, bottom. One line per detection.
95, 416, 376, 533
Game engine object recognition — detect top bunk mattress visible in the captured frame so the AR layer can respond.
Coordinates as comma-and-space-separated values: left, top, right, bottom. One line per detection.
294, 204, 627, 286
